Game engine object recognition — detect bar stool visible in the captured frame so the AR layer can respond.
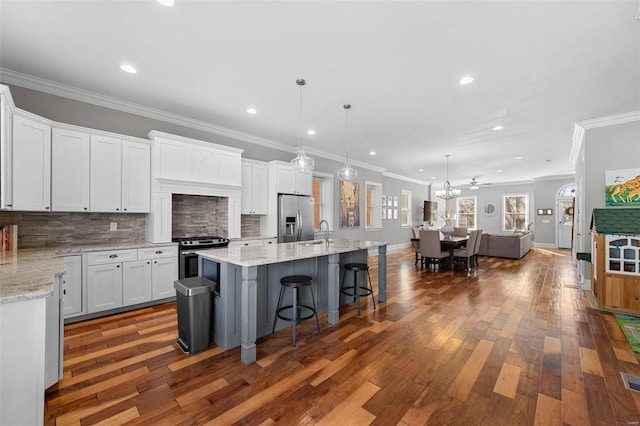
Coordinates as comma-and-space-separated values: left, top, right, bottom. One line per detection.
341, 263, 376, 315
272, 275, 321, 347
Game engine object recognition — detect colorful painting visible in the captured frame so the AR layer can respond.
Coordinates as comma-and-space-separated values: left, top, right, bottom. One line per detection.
340, 180, 360, 227
606, 168, 640, 206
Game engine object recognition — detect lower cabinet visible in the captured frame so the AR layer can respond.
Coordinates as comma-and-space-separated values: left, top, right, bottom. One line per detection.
62, 255, 82, 317
87, 263, 124, 313
152, 256, 178, 299
122, 260, 152, 307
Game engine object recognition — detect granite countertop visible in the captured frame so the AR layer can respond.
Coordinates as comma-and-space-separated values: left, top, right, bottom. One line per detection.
229, 236, 277, 242
0, 248, 65, 304
1, 241, 178, 304
197, 239, 386, 267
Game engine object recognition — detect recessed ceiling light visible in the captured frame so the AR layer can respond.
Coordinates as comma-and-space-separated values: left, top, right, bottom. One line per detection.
496, 169, 503, 173
431, 176, 437, 180
307, 129, 316, 135
156, 0, 175, 6
419, 169, 424, 172
246, 108, 257, 115
492, 125, 504, 131
459, 75, 474, 85
514, 156, 522, 160
369, 151, 376, 156
120, 64, 137, 74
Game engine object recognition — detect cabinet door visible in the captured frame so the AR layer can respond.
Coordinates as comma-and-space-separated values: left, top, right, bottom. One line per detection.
216, 150, 242, 186
147, 192, 172, 243
62, 255, 82, 316
156, 138, 190, 180
87, 263, 123, 313
122, 260, 152, 306
12, 114, 51, 211
122, 139, 150, 213
152, 256, 177, 300
45, 274, 63, 389
191, 146, 218, 183
90, 135, 122, 212
276, 164, 296, 194
228, 195, 241, 239
295, 169, 312, 196
241, 161, 253, 214
51, 128, 90, 212
252, 162, 268, 214
0, 92, 13, 209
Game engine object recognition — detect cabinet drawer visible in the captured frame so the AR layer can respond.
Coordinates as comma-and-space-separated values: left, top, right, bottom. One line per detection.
138, 245, 178, 260
87, 249, 138, 265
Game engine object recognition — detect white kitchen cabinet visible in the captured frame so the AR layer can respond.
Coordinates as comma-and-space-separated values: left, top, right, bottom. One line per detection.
138, 246, 178, 300
241, 160, 268, 214
90, 134, 122, 212
273, 162, 312, 196
87, 263, 123, 313
51, 128, 90, 212
122, 139, 150, 212
122, 259, 152, 306
12, 113, 51, 211
90, 136, 150, 213
228, 195, 241, 239
45, 274, 63, 389
0, 88, 13, 210
62, 255, 82, 317
146, 192, 172, 243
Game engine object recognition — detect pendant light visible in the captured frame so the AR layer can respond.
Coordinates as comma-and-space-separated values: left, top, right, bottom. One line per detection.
469, 178, 479, 191
290, 78, 315, 171
435, 155, 461, 200
337, 104, 357, 181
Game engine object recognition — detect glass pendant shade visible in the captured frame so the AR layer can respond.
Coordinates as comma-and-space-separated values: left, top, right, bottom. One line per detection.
469, 178, 479, 191
290, 78, 314, 171
435, 155, 460, 200
337, 104, 357, 181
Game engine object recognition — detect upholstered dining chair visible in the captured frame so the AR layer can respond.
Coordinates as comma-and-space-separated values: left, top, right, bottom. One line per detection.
453, 229, 480, 271
411, 227, 421, 265
419, 230, 450, 271
452, 227, 468, 237
473, 229, 483, 267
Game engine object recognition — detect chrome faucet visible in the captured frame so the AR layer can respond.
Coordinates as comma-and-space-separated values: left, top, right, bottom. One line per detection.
318, 220, 330, 246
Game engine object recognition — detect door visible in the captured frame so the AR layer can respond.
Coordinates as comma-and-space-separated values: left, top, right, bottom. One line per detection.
152, 257, 178, 300
558, 197, 574, 249
12, 114, 51, 211
122, 260, 152, 306
298, 196, 315, 241
121, 139, 150, 212
51, 128, 90, 212
87, 263, 123, 313
279, 195, 299, 242
90, 135, 122, 212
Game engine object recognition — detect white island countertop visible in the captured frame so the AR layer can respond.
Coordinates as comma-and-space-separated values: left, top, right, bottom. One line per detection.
197, 239, 386, 267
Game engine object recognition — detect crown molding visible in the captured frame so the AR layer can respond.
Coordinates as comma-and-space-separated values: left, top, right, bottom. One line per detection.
382, 171, 430, 186
569, 110, 640, 165
0, 68, 420, 180
533, 174, 575, 182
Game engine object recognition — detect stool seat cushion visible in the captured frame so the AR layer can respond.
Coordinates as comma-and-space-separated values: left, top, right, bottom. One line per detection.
344, 263, 369, 272
280, 275, 313, 287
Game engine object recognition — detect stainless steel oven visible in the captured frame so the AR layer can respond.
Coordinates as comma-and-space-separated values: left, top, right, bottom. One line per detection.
174, 236, 229, 279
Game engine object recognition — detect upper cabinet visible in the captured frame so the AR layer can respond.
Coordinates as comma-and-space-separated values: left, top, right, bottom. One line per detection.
90, 136, 150, 213
241, 159, 268, 214
0, 88, 13, 210
12, 113, 51, 211
149, 131, 242, 187
272, 162, 312, 196
52, 128, 90, 212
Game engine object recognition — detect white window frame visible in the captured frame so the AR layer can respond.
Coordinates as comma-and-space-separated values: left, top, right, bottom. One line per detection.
502, 193, 529, 232
313, 172, 333, 232
456, 196, 477, 229
401, 189, 412, 227
365, 181, 382, 230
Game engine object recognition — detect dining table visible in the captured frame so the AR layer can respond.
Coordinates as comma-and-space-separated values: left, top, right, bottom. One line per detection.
411, 235, 469, 269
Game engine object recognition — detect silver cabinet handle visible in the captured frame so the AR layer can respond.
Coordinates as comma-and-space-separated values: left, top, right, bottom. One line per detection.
155, 250, 163, 254
109, 254, 118, 258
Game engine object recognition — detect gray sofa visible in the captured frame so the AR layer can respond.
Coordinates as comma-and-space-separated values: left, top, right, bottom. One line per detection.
478, 232, 532, 259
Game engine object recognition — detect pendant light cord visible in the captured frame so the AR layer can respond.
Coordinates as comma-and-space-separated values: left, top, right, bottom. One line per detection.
297, 79, 305, 152
344, 104, 350, 164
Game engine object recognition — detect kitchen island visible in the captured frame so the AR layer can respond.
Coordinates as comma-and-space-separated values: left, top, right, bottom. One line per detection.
197, 239, 386, 364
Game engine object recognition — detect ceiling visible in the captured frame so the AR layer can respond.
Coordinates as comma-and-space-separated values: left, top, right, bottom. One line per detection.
1, 1, 639, 188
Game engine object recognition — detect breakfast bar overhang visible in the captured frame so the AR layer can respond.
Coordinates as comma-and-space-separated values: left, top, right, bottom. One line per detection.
197, 239, 387, 364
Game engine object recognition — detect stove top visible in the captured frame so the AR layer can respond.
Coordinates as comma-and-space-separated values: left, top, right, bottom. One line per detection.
173, 236, 229, 247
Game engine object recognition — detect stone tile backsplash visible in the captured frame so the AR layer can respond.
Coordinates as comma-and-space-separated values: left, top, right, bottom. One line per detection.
0, 211, 146, 248
172, 194, 229, 238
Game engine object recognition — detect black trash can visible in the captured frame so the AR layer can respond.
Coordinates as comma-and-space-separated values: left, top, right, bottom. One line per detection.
174, 277, 216, 354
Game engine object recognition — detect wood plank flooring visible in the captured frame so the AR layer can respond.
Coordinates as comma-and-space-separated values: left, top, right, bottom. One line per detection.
45, 248, 640, 425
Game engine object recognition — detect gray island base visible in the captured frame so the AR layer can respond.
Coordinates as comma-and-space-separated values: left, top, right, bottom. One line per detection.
197, 239, 386, 364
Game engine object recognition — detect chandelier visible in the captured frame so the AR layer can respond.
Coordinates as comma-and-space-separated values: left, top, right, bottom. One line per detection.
290, 78, 315, 171
435, 155, 461, 200
337, 104, 357, 181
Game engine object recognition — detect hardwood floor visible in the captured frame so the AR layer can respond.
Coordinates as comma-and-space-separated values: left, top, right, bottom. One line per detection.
45, 247, 640, 425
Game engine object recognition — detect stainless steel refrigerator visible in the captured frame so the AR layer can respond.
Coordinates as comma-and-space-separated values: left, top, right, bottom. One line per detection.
278, 194, 315, 243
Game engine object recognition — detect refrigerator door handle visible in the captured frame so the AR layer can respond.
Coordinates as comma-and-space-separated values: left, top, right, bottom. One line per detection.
297, 210, 302, 241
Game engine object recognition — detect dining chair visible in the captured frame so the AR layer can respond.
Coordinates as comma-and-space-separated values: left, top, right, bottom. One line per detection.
473, 229, 483, 267
452, 227, 468, 237
412, 228, 421, 265
419, 230, 450, 271
452, 229, 480, 271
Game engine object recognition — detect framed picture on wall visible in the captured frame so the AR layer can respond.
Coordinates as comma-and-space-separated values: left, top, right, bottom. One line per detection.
393, 209, 398, 219
340, 180, 361, 227
382, 208, 386, 219
388, 209, 393, 220
605, 168, 640, 206
382, 196, 387, 207
393, 196, 398, 207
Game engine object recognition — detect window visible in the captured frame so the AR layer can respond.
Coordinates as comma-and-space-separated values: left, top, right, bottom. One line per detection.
456, 196, 477, 229
401, 190, 412, 227
365, 181, 382, 229
503, 194, 529, 231
312, 172, 333, 230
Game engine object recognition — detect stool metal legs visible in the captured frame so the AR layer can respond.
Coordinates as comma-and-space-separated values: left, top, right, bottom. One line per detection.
272, 280, 321, 347
341, 267, 376, 316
